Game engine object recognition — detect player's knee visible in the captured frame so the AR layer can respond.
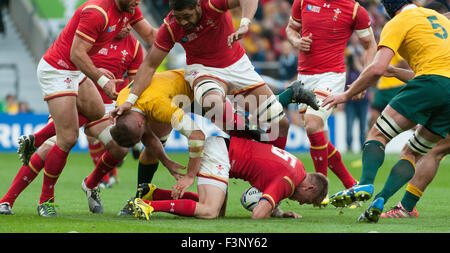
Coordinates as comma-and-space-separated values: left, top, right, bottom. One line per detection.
193, 80, 225, 110
254, 95, 285, 127
374, 112, 404, 141
304, 116, 324, 135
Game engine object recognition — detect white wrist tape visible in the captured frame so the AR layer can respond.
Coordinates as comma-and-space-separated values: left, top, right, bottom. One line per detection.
126, 93, 139, 105
97, 75, 110, 89
240, 17, 251, 27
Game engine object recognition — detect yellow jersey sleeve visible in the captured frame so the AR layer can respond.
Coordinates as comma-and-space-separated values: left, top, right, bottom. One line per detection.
378, 8, 450, 78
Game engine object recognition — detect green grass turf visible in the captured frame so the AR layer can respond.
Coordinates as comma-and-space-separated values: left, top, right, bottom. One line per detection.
0, 151, 449, 233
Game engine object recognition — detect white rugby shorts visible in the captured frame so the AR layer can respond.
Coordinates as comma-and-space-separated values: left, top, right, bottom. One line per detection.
37, 58, 85, 101
197, 136, 231, 194
184, 54, 266, 95
297, 72, 346, 113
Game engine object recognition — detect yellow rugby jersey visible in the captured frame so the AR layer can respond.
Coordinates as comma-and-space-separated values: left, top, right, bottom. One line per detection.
116, 69, 194, 124
377, 52, 405, 89
378, 7, 450, 78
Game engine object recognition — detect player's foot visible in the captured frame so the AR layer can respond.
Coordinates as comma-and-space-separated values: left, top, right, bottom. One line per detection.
117, 198, 135, 216
129, 198, 153, 220
288, 80, 319, 110
137, 183, 158, 200
81, 178, 103, 213
0, 202, 13, 215
380, 202, 419, 219
357, 197, 384, 223
17, 134, 36, 165
37, 198, 58, 217
330, 184, 374, 208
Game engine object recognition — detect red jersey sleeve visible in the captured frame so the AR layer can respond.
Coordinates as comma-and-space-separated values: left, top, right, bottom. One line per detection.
75, 8, 107, 44
154, 21, 175, 52
208, 0, 229, 12
291, 0, 303, 23
129, 6, 144, 25
352, 4, 371, 30
128, 41, 143, 76
261, 176, 295, 208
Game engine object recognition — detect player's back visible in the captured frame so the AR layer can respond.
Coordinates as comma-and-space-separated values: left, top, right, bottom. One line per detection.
380, 7, 450, 78
228, 137, 306, 192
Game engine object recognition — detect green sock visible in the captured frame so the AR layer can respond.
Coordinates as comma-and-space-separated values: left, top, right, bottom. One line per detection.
137, 161, 158, 188
359, 140, 386, 185
401, 183, 422, 212
276, 88, 293, 108
374, 159, 415, 203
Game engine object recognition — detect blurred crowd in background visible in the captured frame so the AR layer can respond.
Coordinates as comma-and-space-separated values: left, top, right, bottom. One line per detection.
1, 0, 449, 151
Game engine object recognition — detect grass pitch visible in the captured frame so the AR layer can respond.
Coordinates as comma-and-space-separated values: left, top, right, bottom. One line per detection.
1, 151, 449, 234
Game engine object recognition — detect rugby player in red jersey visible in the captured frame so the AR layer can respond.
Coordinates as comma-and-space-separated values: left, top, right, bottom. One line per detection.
12, 0, 157, 216
111, 0, 318, 200
285, 0, 377, 204
126, 136, 328, 220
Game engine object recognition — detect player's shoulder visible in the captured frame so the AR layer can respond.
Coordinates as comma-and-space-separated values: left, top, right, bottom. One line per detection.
80, 0, 114, 12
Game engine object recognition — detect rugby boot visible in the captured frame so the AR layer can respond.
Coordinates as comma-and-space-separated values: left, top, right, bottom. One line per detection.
357, 197, 385, 223
129, 198, 153, 220
380, 202, 419, 219
0, 202, 13, 215
17, 134, 37, 165
288, 80, 319, 110
137, 183, 158, 200
81, 178, 103, 213
330, 184, 374, 208
37, 198, 58, 217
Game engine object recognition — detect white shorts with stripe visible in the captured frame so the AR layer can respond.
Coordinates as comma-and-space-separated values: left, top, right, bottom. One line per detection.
297, 72, 346, 113
37, 58, 85, 101
197, 136, 231, 194
184, 54, 265, 95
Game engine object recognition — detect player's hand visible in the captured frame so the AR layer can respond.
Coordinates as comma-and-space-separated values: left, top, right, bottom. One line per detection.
163, 159, 186, 181
103, 80, 120, 100
346, 84, 366, 100
227, 24, 249, 48
98, 68, 115, 79
109, 101, 132, 123
171, 175, 195, 200
282, 211, 302, 219
321, 92, 349, 110
293, 33, 312, 52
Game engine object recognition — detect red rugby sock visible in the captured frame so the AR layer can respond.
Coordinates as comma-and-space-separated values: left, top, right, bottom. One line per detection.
85, 151, 122, 189
308, 131, 328, 176
39, 145, 69, 204
152, 188, 199, 201
1, 154, 44, 207
327, 143, 357, 188
143, 199, 197, 217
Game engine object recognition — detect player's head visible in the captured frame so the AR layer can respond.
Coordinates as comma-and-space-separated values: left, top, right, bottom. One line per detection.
291, 172, 328, 206
116, 23, 132, 39
381, 0, 413, 18
117, 0, 140, 13
110, 110, 146, 147
169, 0, 201, 32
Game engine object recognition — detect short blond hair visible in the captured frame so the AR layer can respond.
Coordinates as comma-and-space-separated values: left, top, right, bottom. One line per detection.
309, 172, 329, 206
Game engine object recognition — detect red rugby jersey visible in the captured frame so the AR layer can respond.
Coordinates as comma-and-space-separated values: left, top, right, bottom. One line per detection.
154, 0, 245, 68
91, 33, 143, 104
291, 0, 371, 74
43, 0, 143, 71
228, 137, 307, 208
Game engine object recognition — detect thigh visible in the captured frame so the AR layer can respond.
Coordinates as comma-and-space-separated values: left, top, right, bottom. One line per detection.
76, 78, 105, 122
195, 184, 227, 219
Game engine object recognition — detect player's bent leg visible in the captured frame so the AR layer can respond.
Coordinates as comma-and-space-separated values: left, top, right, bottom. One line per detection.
195, 184, 227, 219
76, 77, 105, 122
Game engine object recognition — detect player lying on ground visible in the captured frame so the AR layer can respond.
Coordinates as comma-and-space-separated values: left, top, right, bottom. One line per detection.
110, 68, 318, 214
321, 0, 450, 223
125, 135, 328, 220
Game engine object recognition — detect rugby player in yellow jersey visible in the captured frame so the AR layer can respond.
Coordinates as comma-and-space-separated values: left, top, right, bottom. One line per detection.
322, 0, 450, 222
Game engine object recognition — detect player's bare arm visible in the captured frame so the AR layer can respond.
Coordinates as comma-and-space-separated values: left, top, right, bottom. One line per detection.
384, 65, 415, 82
142, 123, 185, 180
70, 36, 121, 100
285, 17, 312, 52
131, 19, 158, 46
110, 46, 168, 119
226, 0, 258, 47
322, 46, 395, 109
251, 199, 273, 219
